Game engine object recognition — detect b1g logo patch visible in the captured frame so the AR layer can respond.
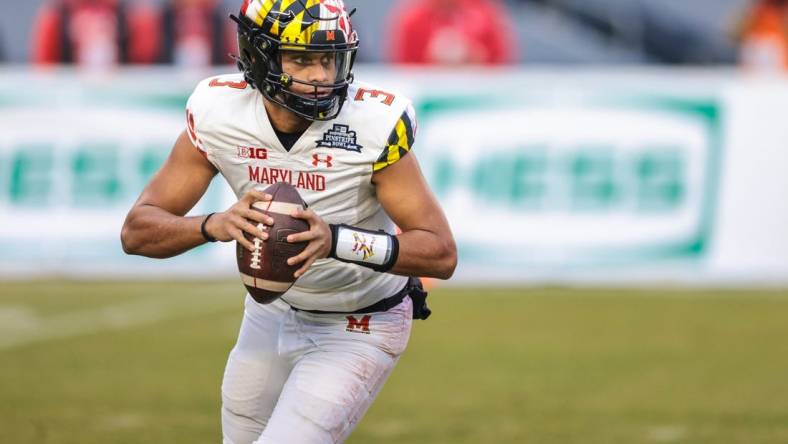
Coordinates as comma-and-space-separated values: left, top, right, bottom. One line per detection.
316, 124, 363, 152
346, 315, 371, 334
237, 145, 268, 160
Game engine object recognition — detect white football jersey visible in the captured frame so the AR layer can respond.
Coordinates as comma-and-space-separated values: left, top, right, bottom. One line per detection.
186, 73, 415, 311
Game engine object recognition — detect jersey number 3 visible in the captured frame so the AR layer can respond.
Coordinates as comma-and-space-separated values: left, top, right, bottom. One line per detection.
209, 78, 248, 89
354, 88, 395, 106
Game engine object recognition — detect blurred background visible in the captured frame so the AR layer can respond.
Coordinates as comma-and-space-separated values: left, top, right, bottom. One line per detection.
0, 0, 776, 65
1, 1, 788, 443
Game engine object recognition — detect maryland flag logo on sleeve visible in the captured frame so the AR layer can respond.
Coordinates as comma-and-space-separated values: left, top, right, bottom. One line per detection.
374, 105, 417, 172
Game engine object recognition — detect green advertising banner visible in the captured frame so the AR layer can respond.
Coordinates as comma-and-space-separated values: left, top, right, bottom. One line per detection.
416, 94, 722, 271
0, 71, 236, 276
1, 68, 786, 284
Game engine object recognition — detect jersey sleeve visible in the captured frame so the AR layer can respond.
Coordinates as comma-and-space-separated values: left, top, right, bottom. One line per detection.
184, 79, 220, 169
373, 102, 417, 172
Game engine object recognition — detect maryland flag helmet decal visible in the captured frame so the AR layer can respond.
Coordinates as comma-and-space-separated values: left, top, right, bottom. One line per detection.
232, 0, 359, 121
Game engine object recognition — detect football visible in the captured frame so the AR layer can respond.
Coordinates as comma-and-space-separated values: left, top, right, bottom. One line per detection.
236, 182, 309, 304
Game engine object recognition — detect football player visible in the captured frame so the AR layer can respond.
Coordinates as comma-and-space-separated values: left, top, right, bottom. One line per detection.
121, 0, 456, 443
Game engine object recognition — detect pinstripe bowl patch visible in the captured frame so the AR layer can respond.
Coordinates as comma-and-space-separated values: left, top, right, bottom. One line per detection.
315, 124, 363, 152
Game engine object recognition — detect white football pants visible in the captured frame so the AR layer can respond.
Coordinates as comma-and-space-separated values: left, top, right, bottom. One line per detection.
221, 294, 413, 444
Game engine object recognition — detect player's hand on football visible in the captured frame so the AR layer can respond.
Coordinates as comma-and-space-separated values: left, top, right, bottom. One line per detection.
204, 189, 274, 251
286, 208, 331, 278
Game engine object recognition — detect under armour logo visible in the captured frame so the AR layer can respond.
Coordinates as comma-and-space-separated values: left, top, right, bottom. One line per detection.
312, 154, 333, 167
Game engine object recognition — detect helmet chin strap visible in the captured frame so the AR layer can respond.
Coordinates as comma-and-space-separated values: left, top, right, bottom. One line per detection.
261, 70, 351, 121
272, 84, 345, 121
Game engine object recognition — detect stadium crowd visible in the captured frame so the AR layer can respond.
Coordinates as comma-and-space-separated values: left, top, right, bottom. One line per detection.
0, 0, 782, 70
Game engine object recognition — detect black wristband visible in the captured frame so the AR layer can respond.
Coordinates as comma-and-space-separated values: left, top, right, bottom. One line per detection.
201, 213, 217, 243
329, 223, 340, 258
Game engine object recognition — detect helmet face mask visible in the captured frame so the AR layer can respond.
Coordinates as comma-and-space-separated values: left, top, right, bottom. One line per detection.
232, 0, 359, 121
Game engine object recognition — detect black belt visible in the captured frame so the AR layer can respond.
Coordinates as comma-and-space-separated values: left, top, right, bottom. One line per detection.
290, 280, 411, 315
289, 277, 431, 320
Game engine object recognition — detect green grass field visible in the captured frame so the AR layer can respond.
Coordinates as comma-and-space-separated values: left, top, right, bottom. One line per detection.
1, 281, 787, 444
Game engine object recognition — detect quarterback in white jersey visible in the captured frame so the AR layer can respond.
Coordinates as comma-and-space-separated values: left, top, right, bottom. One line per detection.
122, 1, 456, 443
186, 74, 418, 311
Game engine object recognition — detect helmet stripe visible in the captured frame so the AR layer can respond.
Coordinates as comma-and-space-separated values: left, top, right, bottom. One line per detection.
268, 14, 280, 36
279, 2, 322, 44
280, 11, 304, 42
300, 2, 321, 34
260, 0, 277, 18
280, 0, 299, 15
246, 0, 278, 26
240, 0, 252, 15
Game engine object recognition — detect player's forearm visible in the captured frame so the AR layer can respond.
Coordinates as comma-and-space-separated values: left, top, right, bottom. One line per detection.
390, 229, 457, 280
121, 204, 207, 259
